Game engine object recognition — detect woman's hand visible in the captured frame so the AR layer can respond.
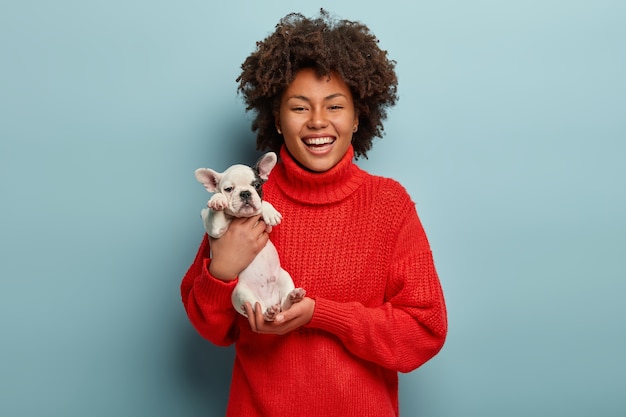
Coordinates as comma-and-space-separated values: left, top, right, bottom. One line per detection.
208, 214, 270, 281
244, 297, 315, 335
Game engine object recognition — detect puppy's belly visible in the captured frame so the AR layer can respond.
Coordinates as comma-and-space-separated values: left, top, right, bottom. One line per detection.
238, 241, 284, 305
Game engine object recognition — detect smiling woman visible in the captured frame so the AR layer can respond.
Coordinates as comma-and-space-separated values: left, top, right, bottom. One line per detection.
180, 9, 447, 417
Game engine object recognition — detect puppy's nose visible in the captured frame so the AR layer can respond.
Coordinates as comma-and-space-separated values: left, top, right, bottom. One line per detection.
240, 190, 252, 200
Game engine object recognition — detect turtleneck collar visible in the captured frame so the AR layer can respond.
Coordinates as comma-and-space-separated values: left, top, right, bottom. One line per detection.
271, 145, 368, 205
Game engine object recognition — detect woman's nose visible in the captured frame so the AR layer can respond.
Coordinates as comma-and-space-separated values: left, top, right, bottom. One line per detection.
307, 108, 328, 129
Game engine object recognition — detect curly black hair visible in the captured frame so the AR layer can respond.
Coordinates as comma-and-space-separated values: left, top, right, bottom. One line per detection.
237, 9, 398, 159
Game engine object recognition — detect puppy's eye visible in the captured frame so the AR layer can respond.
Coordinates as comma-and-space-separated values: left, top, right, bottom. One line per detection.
223, 187, 233, 193
253, 181, 262, 190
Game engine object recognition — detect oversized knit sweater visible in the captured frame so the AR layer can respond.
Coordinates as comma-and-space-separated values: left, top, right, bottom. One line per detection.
180, 145, 447, 417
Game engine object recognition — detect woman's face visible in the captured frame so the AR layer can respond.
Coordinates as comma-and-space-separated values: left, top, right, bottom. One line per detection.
276, 68, 358, 172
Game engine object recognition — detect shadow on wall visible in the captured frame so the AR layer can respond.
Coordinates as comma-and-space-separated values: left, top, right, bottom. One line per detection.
174, 123, 260, 416
177, 325, 235, 416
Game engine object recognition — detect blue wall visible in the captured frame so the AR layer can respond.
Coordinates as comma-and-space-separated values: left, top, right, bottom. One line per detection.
1, 1, 624, 416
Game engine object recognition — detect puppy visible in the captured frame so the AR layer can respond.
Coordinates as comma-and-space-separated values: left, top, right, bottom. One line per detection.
194, 152, 305, 321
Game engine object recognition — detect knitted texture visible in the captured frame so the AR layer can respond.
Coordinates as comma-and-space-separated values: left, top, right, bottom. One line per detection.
180, 145, 447, 417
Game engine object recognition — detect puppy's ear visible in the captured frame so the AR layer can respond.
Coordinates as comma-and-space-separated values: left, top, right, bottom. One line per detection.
255, 152, 277, 180
194, 168, 221, 192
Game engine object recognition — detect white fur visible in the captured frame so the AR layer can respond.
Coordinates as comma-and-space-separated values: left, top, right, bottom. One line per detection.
194, 152, 305, 321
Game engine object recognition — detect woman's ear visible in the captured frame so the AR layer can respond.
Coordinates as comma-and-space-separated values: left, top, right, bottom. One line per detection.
275, 118, 282, 135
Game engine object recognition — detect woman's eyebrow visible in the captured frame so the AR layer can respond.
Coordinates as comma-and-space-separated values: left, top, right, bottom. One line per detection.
287, 93, 348, 101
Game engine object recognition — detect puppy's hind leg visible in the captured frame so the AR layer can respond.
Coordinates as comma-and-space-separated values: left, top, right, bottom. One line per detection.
263, 304, 281, 322
231, 283, 281, 321
231, 284, 264, 318
278, 269, 306, 311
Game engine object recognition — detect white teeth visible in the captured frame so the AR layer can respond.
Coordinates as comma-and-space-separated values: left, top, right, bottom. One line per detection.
304, 137, 334, 145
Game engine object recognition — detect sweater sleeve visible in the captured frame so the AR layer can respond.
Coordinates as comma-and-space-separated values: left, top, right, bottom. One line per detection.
306, 206, 447, 373
180, 235, 240, 346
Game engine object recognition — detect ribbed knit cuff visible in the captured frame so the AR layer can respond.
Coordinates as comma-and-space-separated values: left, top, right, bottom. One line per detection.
307, 297, 355, 339
195, 259, 238, 308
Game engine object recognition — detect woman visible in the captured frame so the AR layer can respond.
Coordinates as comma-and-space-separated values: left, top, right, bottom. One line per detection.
181, 10, 447, 417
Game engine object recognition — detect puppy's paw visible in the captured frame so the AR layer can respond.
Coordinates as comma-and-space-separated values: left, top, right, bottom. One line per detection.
261, 202, 282, 226
208, 194, 228, 210
264, 304, 281, 321
288, 288, 306, 303
262, 210, 282, 227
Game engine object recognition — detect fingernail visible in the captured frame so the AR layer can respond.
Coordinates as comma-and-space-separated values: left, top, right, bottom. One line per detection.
275, 314, 284, 322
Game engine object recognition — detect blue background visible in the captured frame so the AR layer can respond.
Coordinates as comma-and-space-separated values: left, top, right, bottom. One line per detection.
1, 1, 624, 416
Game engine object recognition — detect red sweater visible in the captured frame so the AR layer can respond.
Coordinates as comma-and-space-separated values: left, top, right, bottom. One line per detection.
181, 146, 447, 417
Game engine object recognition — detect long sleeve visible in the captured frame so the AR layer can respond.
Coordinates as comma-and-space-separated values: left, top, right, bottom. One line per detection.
180, 235, 240, 346
306, 206, 447, 372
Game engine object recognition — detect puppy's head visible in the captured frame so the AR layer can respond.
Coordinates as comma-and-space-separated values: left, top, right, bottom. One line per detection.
195, 152, 277, 218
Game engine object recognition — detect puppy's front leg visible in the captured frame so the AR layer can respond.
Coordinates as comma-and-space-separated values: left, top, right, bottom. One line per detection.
207, 193, 228, 210
203, 208, 231, 238
261, 201, 282, 227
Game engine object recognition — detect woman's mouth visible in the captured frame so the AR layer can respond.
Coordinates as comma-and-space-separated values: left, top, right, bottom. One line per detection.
303, 136, 335, 149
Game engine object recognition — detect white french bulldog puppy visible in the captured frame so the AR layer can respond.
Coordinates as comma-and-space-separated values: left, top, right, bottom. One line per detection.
194, 152, 305, 321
